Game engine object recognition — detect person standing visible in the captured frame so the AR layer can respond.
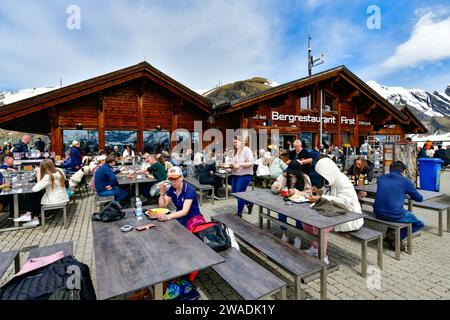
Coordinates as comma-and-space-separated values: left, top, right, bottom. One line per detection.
229, 136, 254, 216
34, 138, 46, 152
12, 135, 31, 153
373, 161, 424, 251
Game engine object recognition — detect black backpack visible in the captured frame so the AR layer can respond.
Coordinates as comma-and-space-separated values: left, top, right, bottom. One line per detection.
92, 201, 125, 222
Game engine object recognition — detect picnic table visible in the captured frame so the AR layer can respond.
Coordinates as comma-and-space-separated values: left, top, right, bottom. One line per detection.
232, 189, 364, 299
117, 174, 156, 197
92, 205, 224, 300
214, 172, 231, 198
354, 184, 445, 210
0, 179, 39, 232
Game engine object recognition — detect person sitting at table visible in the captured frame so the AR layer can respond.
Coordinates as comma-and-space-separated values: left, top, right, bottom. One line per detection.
271, 161, 312, 248
140, 154, 168, 198
288, 139, 313, 175
303, 156, 364, 265
0, 156, 16, 172
94, 154, 128, 203
157, 166, 205, 230
122, 145, 135, 159
13, 159, 69, 227
61, 140, 82, 173
197, 159, 221, 199
0, 171, 14, 217
90, 155, 106, 192
344, 157, 374, 185
157, 153, 172, 172
373, 161, 424, 251
269, 150, 288, 179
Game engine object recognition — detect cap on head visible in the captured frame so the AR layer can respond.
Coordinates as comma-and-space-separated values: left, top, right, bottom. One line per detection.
168, 166, 183, 179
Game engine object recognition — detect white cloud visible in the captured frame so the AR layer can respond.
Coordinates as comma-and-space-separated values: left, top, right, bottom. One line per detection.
382, 8, 450, 69
0, 0, 284, 91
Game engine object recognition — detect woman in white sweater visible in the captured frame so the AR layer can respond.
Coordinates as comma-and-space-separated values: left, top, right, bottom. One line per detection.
14, 159, 69, 227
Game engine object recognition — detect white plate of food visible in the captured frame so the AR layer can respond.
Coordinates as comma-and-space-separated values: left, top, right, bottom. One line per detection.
288, 195, 309, 203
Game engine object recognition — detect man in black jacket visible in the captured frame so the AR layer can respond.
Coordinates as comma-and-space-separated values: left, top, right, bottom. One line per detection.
434, 145, 449, 167
197, 162, 221, 199
288, 139, 312, 175
13, 135, 31, 153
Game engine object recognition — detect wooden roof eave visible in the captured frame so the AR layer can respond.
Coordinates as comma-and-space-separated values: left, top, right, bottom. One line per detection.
0, 62, 212, 124
218, 67, 345, 114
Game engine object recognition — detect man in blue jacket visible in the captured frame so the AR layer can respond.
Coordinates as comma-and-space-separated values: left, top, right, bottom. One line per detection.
94, 154, 128, 202
374, 161, 424, 250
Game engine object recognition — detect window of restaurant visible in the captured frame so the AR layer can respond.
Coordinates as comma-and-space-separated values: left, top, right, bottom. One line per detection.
323, 93, 334, 112
300, 132, 313, 148
322, 133, 333, 148
143, 130, 170, 153
62, 130, 99, 155
174, 131, 199, 153
105, 130, 137, 153
299, 94, 312, 110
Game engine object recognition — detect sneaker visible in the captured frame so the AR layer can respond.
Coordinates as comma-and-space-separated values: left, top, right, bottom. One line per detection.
302, 246, 318, 258
323, 256, 330, 265
281, 232, 289, 242
293, 236, 302, 249
23, 218, 39, 227
13, 214, 32, 222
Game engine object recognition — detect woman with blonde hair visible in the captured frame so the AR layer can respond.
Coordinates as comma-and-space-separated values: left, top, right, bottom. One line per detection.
229, 136, 254, 216
14, 159, 69, 227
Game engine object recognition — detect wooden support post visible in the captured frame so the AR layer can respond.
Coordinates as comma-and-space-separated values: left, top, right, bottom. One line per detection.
98, 92, 105, 150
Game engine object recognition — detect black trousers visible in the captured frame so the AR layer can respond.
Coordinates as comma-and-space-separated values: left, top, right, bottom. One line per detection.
199, 176, 222, 195
22, 191, 44, 218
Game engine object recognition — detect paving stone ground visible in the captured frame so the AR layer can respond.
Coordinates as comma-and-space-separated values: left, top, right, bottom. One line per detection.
1, 170, 449, 300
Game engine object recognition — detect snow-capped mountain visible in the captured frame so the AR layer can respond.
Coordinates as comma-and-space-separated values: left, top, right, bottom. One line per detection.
367, 81, 450, 133
0, 87, 56, 106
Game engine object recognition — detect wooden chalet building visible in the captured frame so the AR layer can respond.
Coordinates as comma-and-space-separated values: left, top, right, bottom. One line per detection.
212, 66, 427, 149
0, 63, 426, 156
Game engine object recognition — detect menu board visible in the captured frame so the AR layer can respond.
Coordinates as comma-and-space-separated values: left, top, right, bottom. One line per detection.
382, 142, 417, 186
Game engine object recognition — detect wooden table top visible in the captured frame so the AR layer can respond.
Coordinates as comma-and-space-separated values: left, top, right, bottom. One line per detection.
117, 175, 156, 185
92, 205, 224, 300
354, 184, 445, 201
232, 189, 363, 229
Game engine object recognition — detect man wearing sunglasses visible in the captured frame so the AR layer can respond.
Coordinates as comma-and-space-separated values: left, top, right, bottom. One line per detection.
157, 167, 205, 230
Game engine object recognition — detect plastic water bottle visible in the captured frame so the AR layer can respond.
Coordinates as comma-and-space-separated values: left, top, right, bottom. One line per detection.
135, 197, 143, 221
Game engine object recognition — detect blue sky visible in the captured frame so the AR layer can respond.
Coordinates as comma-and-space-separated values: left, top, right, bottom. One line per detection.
0, 0, 449, 92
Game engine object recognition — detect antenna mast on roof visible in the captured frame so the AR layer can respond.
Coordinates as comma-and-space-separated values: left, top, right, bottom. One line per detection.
60, 77, 63, 88
308, 35, 325, 76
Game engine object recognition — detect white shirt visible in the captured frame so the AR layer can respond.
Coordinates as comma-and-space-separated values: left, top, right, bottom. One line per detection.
122, 150, 135, 158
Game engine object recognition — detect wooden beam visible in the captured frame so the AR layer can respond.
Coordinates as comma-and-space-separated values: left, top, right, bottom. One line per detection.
339, 90, 360, 102
49, 107, 62, 156
98, 91, 105, 150
137, 80, 145, 152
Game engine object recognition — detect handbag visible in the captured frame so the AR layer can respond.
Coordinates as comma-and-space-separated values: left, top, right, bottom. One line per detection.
92, 201, 125, 222
191, 221, 231, 252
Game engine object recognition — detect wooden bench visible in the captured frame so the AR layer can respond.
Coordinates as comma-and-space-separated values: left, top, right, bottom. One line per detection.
40, 202, 69, 233
263, 208, 383, 278
362, 211, 412, 260
28, 241, 74, 260
212, 247, 286, 300
412, 201, 450, 236
0, 250, 20, 280
337, 227, 383, 277
184, 177, 214, 205
212, 213, 327, 300
94, 194, 115, 212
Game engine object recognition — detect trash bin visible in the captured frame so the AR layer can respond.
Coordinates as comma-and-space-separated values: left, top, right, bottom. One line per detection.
418, 158, 444, 191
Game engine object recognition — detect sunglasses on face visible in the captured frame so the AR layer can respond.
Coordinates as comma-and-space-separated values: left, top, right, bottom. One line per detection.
168, 177, 180, 181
